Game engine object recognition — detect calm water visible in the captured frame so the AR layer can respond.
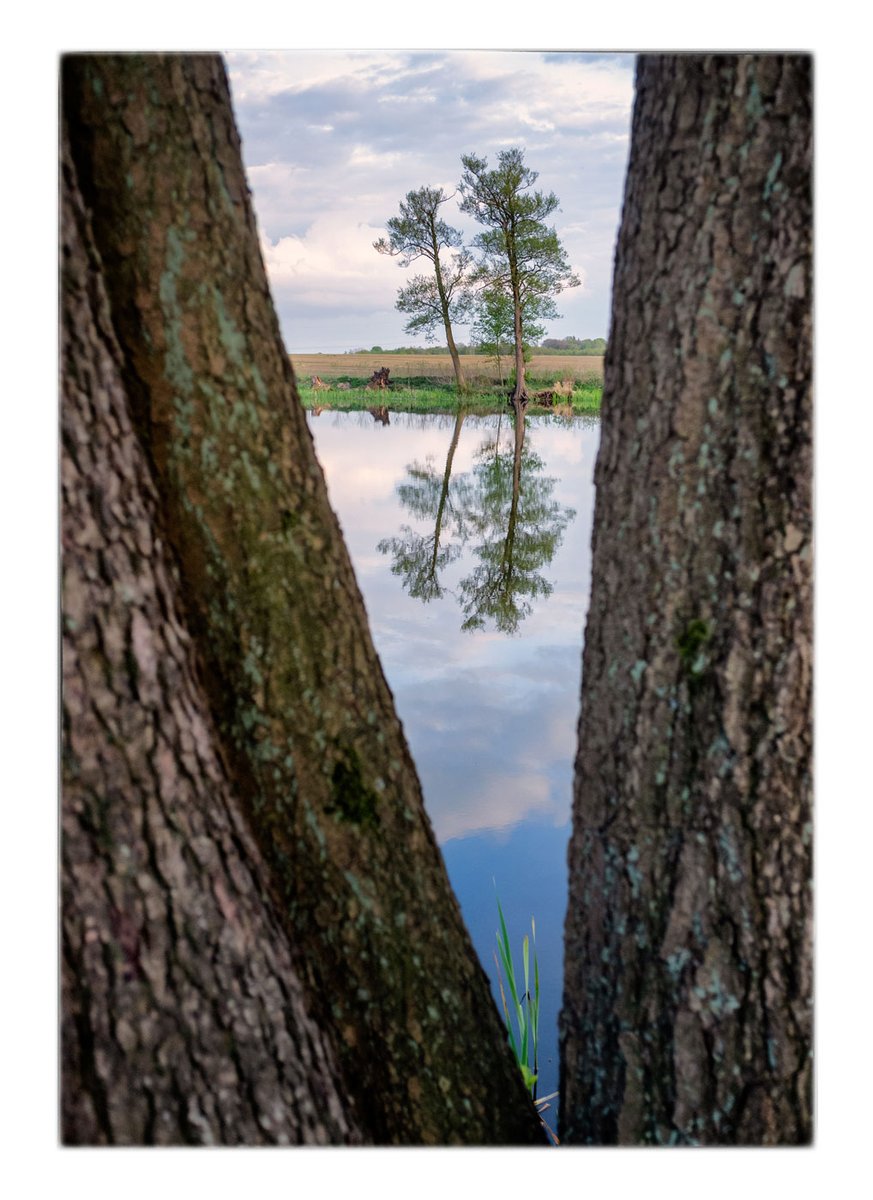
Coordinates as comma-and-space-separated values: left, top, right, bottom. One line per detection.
308, 409, 600, 1113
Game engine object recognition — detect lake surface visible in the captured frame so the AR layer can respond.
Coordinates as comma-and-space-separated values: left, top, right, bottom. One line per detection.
307, 409, 600, 1117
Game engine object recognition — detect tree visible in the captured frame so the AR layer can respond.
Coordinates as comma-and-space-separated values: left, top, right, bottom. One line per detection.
374, 187, 472, 392
471, 285, 545, 388
456, 417, 574, 635
379, 414, 574, 635
541, 336, 606, 355
61, 121, 360, 1149
377, 411, 468, 602
458, 148, 580, 406
560, 54, 812, 1145
470, 286, 514, 387
62, 53, 543, 1146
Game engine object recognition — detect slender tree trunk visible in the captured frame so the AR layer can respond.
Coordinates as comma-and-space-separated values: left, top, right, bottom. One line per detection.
507, 227, 527, 402
560, 54, 812, 1145
511, 281, 527, 402
62, 53, 543, 1146
431, 231, 466, 393
444, 321, 467, 393
510, 284, 527, 425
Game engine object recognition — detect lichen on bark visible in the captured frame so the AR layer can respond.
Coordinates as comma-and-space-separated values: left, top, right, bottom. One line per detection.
560, 54, 812, 1146
61, 53, 542, 1145
61, 128, 361, 1145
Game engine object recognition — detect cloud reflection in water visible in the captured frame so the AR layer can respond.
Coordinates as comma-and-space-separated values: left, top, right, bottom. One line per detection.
309, 408, 599, 1119
308, 410, 598, 843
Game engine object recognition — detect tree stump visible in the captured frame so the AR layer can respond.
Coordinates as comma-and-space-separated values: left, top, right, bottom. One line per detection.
365, 366, 391, 390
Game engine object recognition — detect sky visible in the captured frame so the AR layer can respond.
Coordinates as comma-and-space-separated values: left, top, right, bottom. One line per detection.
225, 50, 635, 353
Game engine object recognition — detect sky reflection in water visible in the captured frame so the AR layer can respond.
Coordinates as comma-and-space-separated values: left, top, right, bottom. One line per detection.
308, 409, 599, 1111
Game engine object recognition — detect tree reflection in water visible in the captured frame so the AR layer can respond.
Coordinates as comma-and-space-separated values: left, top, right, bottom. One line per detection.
377, 411, 468, 602
378, 410, 575, 633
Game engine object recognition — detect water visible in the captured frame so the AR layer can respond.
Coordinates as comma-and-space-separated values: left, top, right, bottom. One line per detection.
307, 408, 599, 1117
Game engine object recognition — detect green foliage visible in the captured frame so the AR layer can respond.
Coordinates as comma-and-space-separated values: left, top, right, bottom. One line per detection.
470, 286, 514, 384
471, 285, 543, 386
297, 374, 602, 417
571, 379, 602, 413
374, 186, 472, 350
327, 750, 381, 829
395, 273, 472, 344
540, 336, 606, 355
677, 618, 713, 679
458, 148, 580, 397
494, 896, 540, 1099
378, 413, 575, 634
493, 894, 560, 1144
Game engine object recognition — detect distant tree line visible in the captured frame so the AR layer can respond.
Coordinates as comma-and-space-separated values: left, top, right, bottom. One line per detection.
350, 337, 605, 356
539, 335, 605, 354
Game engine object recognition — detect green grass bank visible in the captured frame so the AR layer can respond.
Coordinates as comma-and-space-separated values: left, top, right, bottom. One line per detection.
296, 372, 602, 417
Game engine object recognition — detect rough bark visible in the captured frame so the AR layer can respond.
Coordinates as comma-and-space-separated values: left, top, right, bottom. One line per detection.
62, 53, 542, 1146
560, 54, 812, 1145
61, 131, 360, 1146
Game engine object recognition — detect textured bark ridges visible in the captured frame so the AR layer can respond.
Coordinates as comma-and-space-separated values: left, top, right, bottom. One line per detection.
61, 132, 361, 1145
61, 54, 542, 1144
560, 55, 812, 1145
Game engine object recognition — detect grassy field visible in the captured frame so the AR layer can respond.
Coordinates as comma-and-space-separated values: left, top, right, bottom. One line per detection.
292, 352, 603, 386
291, 352, 603, 416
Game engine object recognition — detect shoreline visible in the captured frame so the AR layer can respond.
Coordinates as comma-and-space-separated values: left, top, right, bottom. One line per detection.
292, 351, 603, 417
299, 393, 602, 418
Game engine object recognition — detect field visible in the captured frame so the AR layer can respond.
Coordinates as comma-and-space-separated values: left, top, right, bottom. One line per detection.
290, 352, 604, 387
290, 352, 603, 416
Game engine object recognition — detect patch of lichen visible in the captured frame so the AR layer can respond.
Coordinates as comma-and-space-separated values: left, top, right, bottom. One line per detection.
327, 751, 381, 829
676, 618, 712, 679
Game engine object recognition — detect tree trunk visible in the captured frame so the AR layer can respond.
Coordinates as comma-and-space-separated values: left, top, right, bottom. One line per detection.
433, 248, 466, 393
560, 54, 812, 1146
61, 127, 360, 1147
62, 53, 543, 1146
511, 281, 527, 402
444, 318, 467, 393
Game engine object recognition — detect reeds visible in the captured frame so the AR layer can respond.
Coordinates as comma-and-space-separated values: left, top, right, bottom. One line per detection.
494, 896, 540, 1096
494, 896, 559, 1144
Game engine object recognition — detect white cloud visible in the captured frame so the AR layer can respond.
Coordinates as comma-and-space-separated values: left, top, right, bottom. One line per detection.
226, 49, 635, 347
433, 770, 558, 843
347, 144, 407, 170
226, 50, 418, 102
260, 213, 400, 312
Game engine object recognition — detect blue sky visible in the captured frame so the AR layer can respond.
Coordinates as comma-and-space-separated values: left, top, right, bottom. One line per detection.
225, 50, 635, 352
